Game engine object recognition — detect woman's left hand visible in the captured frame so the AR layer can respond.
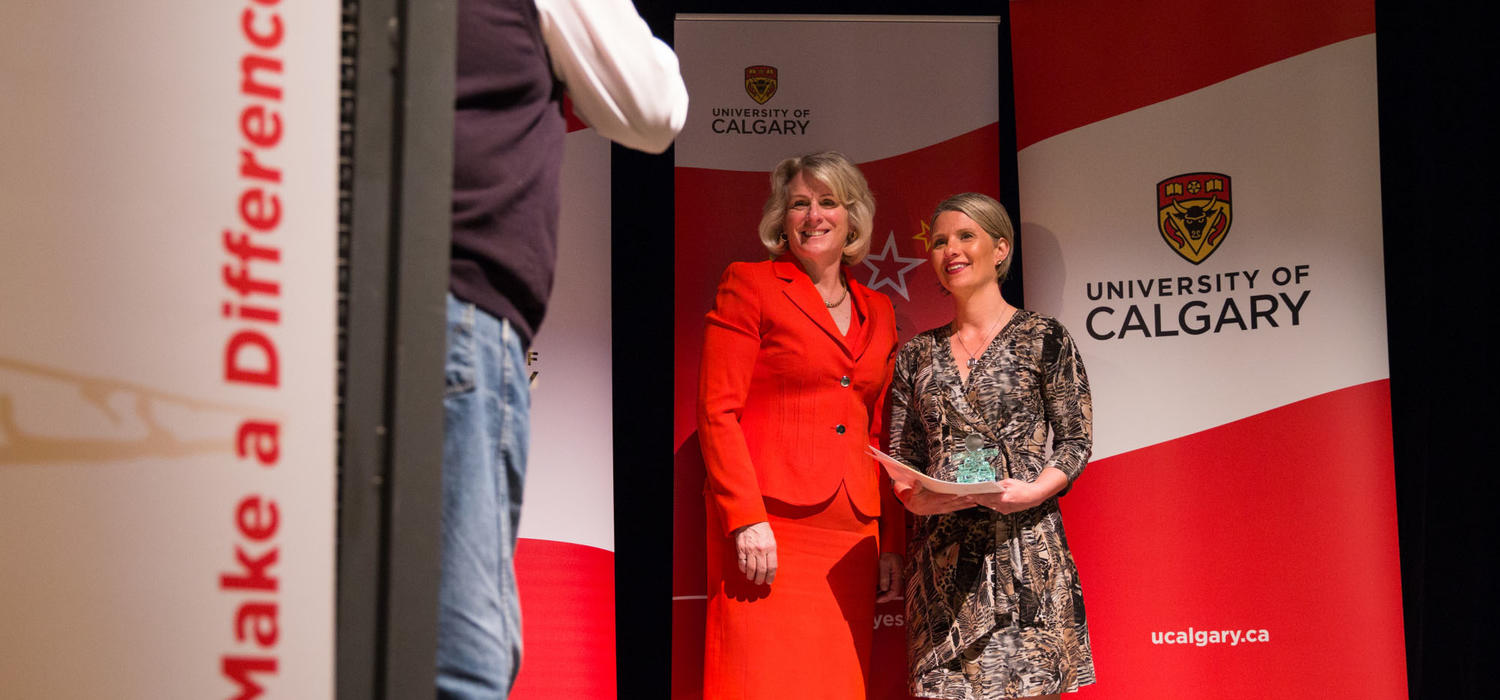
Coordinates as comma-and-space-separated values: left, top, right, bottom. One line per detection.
967, 479, 1043, 513
969, 467, 1071, 513
876, 552, 903, 603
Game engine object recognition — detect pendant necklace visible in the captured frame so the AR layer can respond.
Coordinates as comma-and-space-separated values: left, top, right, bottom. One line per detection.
954, 307, 1011, 370
821, 277, 849, 308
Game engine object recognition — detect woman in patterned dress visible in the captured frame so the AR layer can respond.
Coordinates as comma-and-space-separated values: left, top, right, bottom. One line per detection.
698, 152, 904, 699
889, 193, 1095, 699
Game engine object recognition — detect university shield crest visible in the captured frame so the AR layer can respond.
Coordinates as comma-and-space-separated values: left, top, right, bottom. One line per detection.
1158, 172, 1232, 264
744, 65, 777, 105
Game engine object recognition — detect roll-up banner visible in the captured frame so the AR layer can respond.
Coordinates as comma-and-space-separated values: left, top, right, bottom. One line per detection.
511, 110, 619, 698
1010, 0, 1406, 697
672, 15, 1004, 699
1, 2, 338, 698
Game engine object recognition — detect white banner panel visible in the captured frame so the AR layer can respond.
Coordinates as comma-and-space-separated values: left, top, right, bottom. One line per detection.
673, 15, 999, 172
1021, 36, 1389, 460
510, 125, 618, 699
1, 1, 338, 697
520, 130, 615, 552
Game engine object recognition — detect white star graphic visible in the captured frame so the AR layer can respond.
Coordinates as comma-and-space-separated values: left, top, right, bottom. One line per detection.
861, 231, 927, 301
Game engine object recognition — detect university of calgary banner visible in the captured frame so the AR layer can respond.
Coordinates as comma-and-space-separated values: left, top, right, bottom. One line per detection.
1010, 0, 1405, 697
0, 2, 338, 697
672, 15, 1004, 699
511, 110, 618, 698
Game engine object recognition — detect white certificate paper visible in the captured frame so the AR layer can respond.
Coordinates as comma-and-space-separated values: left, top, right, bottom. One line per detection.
866, 446, 1004, 495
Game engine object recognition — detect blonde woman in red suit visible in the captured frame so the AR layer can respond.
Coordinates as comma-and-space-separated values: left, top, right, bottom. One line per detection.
698, 151, 903, 699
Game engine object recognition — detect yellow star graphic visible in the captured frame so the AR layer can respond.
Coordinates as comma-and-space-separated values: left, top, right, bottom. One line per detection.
912, 218, 933, 251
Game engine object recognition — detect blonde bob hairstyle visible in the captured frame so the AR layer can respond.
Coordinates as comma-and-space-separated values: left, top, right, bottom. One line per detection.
756, 151, 876, 265
931, 192, 1016, 284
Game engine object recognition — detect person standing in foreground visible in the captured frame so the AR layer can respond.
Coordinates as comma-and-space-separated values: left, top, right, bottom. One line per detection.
439, 1, 687, 697
698, 152, 903, 699
890, 193, 1095, 698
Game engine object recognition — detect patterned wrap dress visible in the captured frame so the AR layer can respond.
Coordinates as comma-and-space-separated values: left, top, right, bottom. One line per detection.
889, 309, 1095, 699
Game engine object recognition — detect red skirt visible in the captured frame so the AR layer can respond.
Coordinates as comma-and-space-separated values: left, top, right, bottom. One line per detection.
703, 487, 880, 699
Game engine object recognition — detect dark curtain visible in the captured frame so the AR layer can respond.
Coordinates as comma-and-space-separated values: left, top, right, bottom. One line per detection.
1378, 2, 1500, 698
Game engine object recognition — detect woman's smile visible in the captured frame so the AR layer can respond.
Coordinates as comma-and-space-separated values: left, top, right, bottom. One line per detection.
930, 209, 1005, 292
783, 172, 849, 265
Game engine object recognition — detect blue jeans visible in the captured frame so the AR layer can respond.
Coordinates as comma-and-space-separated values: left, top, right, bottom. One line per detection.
436, 294, 528, 699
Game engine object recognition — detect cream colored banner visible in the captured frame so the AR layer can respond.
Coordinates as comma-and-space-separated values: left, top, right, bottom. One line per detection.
1, 1, 338, 697
519, 131, 614, 551
1020, 36, 1388, 460
508, 119, 619, 700
673, 14, 1001, 172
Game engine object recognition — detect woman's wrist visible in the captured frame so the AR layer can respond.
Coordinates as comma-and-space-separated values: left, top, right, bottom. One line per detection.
1033, 467, 1069, 500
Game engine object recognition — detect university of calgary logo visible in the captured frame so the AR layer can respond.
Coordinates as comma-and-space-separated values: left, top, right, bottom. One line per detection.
744, 65, 777, 104
1158, 172, 1232, 264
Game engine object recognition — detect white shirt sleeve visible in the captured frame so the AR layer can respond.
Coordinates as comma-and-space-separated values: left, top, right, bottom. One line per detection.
534, 0, 689, 154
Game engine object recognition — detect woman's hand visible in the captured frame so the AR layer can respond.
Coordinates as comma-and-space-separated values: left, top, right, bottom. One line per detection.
967, 480, 1043, 513
876, 552, 903, 603
733, 521, 778, 585
968, 469, 1069, 514
897, 483, 975, 515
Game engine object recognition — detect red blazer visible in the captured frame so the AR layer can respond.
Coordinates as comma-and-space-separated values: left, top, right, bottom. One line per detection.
697, 259, 900, 549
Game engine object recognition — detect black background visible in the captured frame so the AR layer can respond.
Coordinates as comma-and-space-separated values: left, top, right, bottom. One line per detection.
612, 2, 1499, 698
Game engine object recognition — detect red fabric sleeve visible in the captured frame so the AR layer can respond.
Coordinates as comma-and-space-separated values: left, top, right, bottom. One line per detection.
697, 264, 770, 535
